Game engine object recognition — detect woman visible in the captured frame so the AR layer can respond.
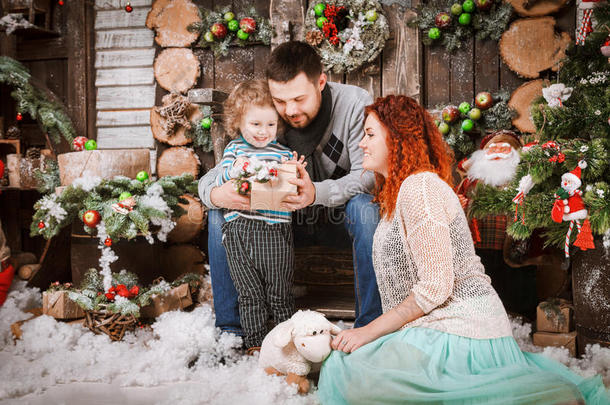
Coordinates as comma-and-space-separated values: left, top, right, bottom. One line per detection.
317, 95, 609, 404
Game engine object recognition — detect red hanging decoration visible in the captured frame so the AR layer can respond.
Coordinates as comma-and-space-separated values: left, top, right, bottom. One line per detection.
58, 0, 64, 5
38, 221, 45, 229
573, 218, 595, 251
16, 113, 23, 121
125, 2, 133, 12
104, 237, 112, 247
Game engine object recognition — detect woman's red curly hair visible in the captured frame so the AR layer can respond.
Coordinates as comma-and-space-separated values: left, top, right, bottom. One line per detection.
365, 95, 454, 219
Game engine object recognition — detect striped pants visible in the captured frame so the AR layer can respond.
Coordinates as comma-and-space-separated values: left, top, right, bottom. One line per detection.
221, 217, 295, 348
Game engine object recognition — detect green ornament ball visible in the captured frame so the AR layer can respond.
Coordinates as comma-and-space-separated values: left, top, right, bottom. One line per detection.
314, 3, 326, 16
450, 3, 463, 15
428, 28, 441, 40
462, 0, 475, 12
237, 29, 250, 40
136, 171, 149, 182
119, 191, 132, 201
204, 31, 214, 42
228, 19, 239, 31
223, 12, 235, 22
438, 122, 450, 135
458, 13, 471, 25
469, 108, 482, 120
365, 9, 378, 22
84, 139, 97, 151
200, 117, 213, 129
316, 16, 328, 29
461, 119, 474, 132
458, 102, 471, 114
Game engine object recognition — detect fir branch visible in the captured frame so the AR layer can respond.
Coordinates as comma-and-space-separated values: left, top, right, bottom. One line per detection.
0, 56, 76, 144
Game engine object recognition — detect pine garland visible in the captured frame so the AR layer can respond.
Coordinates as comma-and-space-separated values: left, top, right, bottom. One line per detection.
188, 6, 272, 58
185, 105, 214, 151
0, 56, 76, 145
438, 90, 514, 160
34, 159, 60, 194
31, 174, 198, 241
66, 269, 202, 317
411, 0, 513, 52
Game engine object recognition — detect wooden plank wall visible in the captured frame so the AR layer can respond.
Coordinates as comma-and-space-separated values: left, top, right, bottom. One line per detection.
94, 0, 156, 152
188, 0, 421, 101
423, 5, 576, 109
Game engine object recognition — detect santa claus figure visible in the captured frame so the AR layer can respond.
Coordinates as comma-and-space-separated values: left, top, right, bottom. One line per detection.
552, 161, 588, 223
456, 130, 537, 319
0, 159, 14, 307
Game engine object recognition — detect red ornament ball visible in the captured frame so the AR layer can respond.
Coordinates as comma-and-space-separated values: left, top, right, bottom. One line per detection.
239, 17, 257, 34
125, 2, 133, 12
38, 221, 45, 229
82, 210, 101, 228
104, 238, 112, 247
16, 112, 23, 121
58, 0, 64, 5
72, 136, 88, 151
211, 22, 228, 39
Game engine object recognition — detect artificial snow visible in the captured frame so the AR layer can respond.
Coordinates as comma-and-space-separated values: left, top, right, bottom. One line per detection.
1, 283, 608, 404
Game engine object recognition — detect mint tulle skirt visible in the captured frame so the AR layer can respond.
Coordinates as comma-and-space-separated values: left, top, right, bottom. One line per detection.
317, 327, 609, 405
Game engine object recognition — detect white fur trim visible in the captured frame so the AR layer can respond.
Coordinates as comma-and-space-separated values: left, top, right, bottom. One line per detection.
563, 209, 588, 221
564, 206, 570, 213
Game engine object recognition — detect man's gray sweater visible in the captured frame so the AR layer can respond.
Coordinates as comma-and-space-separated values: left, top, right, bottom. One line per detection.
198, 81, 375, 208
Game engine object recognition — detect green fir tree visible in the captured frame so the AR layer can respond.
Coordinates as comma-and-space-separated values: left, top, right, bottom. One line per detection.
471, 3, 610, 249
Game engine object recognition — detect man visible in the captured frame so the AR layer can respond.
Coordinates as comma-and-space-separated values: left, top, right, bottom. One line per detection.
198, 41, 382, 336
457, 130, 537, 319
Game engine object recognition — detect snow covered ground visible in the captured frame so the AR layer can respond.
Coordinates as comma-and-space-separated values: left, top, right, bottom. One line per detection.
1, 281, 609, 405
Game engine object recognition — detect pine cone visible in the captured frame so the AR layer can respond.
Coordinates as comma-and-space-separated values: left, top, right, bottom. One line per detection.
305, 30, 324, 47
6, 125, 20, 139
26, 147, 41, 160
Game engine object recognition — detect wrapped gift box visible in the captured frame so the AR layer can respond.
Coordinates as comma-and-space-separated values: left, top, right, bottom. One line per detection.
536, 299, 573, 333
140, 283, 193, 318
250, 164, 297, 212
42, 291, 85, 320
532, 331, 577, 356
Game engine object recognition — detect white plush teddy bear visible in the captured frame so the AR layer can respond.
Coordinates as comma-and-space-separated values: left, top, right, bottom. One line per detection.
259, 310, 342, 393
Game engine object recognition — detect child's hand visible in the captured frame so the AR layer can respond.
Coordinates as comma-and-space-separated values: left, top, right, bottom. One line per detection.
281, 151, 307, 167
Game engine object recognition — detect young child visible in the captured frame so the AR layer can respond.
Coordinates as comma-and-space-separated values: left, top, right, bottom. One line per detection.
217, 80, 298, 350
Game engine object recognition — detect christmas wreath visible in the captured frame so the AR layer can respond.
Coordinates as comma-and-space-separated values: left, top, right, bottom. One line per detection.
304, 0, 390, 74
410, 0, 512, 52
188, 6, 273, 57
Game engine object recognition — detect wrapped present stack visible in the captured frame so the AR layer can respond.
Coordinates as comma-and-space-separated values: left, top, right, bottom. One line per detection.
533, 298, 576, 356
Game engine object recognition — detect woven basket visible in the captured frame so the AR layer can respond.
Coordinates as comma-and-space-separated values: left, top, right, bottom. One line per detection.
84, 309, 137, 341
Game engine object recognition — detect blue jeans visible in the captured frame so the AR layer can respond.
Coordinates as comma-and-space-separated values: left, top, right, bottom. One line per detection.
207, 193, 382, 334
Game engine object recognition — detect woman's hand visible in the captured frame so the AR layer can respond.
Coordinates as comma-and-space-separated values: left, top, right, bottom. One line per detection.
331, 326, 377, 353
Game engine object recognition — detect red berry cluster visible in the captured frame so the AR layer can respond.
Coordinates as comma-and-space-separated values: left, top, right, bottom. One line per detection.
105, 284, 139, 301
321, 5, 347, 46
542, 141, 565, 163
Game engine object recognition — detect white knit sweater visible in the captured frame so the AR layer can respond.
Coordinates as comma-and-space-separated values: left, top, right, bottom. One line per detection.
372, 172, 513, 339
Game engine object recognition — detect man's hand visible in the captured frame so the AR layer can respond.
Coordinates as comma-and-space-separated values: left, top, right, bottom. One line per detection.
331, 326, 377, 353
210, 180, 251, 210
281, 162, 315, 211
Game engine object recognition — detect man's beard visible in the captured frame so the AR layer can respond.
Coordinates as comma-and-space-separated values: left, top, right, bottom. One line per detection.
467, 149, 521, 187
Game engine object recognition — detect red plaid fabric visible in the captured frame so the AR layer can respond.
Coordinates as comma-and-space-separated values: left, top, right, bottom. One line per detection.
474, 215, 507, 250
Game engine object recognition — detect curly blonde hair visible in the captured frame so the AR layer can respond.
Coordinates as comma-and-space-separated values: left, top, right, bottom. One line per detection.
223, 80, 284, 139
